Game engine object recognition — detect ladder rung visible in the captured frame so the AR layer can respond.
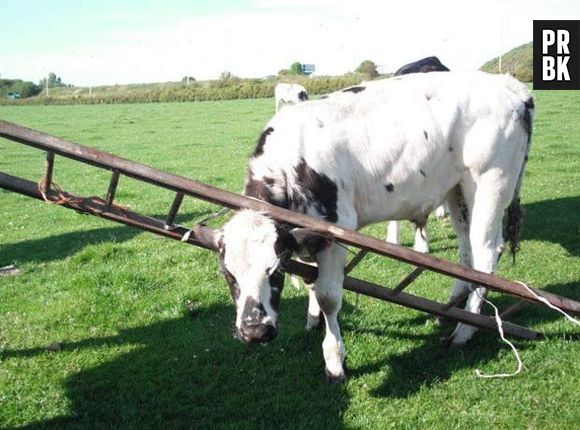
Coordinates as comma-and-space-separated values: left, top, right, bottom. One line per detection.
165, 192, 184, 229
344, 249, 368, 274
392, 267, 425, 294
43, 152, 55, 195
105, 170, 120, 208
441, 287, 475, 311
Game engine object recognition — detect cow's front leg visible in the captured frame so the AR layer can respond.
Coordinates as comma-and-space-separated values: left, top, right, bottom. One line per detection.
315, 243, 348, 383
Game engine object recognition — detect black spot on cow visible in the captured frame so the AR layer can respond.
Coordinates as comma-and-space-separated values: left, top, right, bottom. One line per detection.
423, 130, 428, 140
385, 183, 395, 192
456, 195, 469, 224
253, 127, 274, 158
244, 168, 289, 209
293, 158, 338, 222
419, 169, 426, 178
394, 56, 450, 76
241, 297, 266, 325
318, 95, 329, 100
219, 258, 240, 302
521, 97, 534, 143
448, 146, 453, 152
342, 86, 366, 94
269, 271, 284, 312
298, 91, 309, 101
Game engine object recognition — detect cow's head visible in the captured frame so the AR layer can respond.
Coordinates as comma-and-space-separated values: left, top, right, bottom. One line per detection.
195, 210, 331, 344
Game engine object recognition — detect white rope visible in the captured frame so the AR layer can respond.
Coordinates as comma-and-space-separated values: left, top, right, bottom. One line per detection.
515, 281, 580, 326
475, 289, 523, 378
475, 281, 579, 379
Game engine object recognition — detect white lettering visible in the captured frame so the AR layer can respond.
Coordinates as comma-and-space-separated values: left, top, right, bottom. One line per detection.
557, 30, 570, 55
543, 57, 556, 80
557, 56, 571, 80
543, 29, 555, 54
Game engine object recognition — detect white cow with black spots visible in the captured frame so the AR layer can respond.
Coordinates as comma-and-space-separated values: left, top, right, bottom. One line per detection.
196, 71, 534, 383
275, 83, 308, 113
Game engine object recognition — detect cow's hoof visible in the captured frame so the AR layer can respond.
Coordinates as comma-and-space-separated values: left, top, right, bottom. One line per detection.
441, 335, 467, 349
441, 326, 474, 348
306, 312, 323, 331
325, 368, 346, 384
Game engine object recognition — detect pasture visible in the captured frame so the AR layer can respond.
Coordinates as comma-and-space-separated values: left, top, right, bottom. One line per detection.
0, 91, 579, 429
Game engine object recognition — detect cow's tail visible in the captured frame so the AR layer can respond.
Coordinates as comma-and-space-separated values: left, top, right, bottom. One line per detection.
505, 95, 534, 264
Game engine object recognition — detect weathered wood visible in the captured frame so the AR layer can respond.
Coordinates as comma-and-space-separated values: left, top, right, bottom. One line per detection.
105, 170, 120, 208
0, 171, 542, 341
344, 250, 368, 274
43, 151, 55, 195
500, 299, 532, 320
1, 119, 579, 316
392, 267, 425, 294
165, 192, 184, 229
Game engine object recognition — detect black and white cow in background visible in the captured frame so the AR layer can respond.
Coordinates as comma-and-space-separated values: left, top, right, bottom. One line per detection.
275, 83, 309, 113
388, 55, 451, 252
196, 72, 534, 382
394, 56, 450, 76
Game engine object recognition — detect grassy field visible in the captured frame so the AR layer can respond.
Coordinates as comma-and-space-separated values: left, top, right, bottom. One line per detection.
0, 92, 579, 429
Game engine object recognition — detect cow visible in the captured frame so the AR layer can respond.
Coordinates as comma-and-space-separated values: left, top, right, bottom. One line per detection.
195, 72, 534, 383
275, 83, 309, 113
395, 56, 450, 76
387, 56, 451, 252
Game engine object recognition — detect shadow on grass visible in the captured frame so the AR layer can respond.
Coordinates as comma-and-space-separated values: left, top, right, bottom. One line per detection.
3, 281, 578, 427
0, 210, 213, 266
3, 296, 349, 430
523, 196, 580, 256
347, 280, 580, 399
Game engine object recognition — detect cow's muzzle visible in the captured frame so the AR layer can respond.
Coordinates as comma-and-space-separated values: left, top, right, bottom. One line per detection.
236, 322, 277, 344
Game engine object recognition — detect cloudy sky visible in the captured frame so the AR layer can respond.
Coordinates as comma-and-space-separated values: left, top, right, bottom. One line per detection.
1, 0, 578, 86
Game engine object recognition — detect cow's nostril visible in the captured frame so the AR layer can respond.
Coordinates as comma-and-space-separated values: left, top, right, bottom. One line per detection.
239, 323, 277, 343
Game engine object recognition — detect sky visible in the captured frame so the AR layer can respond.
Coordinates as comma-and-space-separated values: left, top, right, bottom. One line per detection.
1, 0, 579, 86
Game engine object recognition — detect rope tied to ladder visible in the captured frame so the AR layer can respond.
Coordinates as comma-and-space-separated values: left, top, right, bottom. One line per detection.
38, 179, 130, 212
475, 281, 579, 379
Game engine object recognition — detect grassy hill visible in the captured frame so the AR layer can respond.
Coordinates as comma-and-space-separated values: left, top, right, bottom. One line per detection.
480, 42, 533, 82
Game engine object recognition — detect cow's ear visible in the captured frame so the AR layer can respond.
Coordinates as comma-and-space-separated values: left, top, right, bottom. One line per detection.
285, 228, 333, 257
193, 225, 222, 252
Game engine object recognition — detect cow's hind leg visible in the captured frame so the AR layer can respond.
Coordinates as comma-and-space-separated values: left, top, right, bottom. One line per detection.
447, 175, 507, 346
412, 219, 429, 253
386, 221, 401, 245
439, 185, 473, 325
315, 243, 348, 383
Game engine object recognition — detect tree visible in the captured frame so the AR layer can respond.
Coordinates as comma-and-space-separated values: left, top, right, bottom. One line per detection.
289, 62, 304, 76
39, 72, 67, 88
219, 71, 235, 81
356, 60, 378, 78
0, 79, 41, 98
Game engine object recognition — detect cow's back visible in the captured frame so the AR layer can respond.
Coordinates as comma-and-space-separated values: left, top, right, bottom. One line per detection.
250, 72, 533, 227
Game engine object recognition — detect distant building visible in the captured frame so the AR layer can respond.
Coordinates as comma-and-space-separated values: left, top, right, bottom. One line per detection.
301, 64, 316, 76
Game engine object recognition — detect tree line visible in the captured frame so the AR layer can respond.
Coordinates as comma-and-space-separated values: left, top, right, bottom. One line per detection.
1, 61, 381, 104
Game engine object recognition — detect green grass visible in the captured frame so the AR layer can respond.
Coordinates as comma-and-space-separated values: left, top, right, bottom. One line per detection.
480, 42, 533, 82
1, 93, 579, 429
